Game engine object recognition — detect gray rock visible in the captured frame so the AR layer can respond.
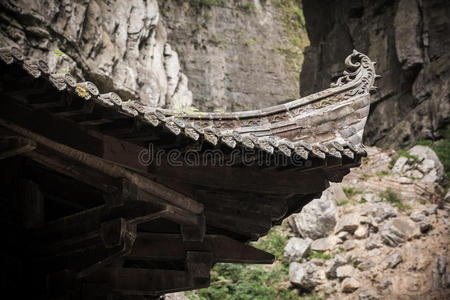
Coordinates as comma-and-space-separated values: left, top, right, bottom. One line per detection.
325, 254, 348, 279
365, 237, 381, 250
394, 0, 424, 71
410, 213, 426, 222
357, 260, 375, 271
384, 251, 403, 269
293, 187, 338, 240
289, 261, 325, 290
381, 217, 421, 247
424, 204, 438, 216
404, 170, 424, 179
417, 159, 435, 174
358, 290, 380, 300
363, 202, 397, 222
311, 236, 339, 251
409, 146, 445, 183
284, 237, 312, 262
354, 225, 369, 239
445, 190, 450, 203
342, 277, 360, 293
361, 193, 382, 203
337, 231, 350, 241
164, 292, 189, 300
336, 265, 354, 279
392, 156, 408, 174
336, 213, 360, 233
343, 239, 356, 251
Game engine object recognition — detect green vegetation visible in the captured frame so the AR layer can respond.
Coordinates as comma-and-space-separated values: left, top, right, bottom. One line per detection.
379, 188, 411, 211
336, 199, 350, 206
273, 0, 310, 78
359, 173, 373, 181
307, 250, 332, 260
189, 0, 226, 8
189, 225, 303, 300
237, 2, 256, 12
416, 127, 450, 182
342, 187, 364, 198
376, 170, 390, 177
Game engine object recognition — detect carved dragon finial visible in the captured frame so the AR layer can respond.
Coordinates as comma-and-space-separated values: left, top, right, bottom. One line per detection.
330, 50, 377, 95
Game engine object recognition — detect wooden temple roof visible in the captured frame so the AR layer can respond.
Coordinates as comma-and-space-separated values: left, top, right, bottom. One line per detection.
0, 47, 377, 299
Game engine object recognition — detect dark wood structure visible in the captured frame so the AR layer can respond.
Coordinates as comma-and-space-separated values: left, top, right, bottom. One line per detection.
0, 47, 376, 299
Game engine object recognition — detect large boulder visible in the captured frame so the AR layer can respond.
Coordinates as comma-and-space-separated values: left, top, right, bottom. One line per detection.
409, 145, 445, 183
335, 213, 360, 234
291, 184, 339, 240
289, 261, 325, 291
284, 237, 312, 262
381, 217, 421, 247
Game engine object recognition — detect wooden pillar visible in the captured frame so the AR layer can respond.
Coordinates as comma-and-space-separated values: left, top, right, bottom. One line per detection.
19, 178, 44, 228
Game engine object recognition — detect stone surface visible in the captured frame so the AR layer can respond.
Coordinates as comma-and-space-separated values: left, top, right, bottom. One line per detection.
381, 217, 421, 247
342, 277, 360, 293
311, 236, 339, 252
325, 254, 348, 279
392, 156, 408, 174
384, 251, 403, 269
336, 214, 360, 234
158, 0, 308, 111
301, 0, 450, 148
292, 187, 338, 240
284, 237, 312, 262
0, 0, 193, 108
354, 225, 369, 239
336, 265, 354, 279
343, 239, 356, 251
409, 146, 445, 183
358, 290, 380, 300
289, 261, 325, 291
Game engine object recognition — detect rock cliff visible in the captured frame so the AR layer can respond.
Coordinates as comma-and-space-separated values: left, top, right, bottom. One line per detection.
158, 0, 309, 111
0, 0, 308, 112
300, 0, 450, 148
0, 0, 193, 108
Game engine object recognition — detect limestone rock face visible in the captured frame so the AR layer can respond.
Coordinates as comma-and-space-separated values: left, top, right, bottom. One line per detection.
284, 237, 312, 262
301, 0, 450, 148
289, 261, 325, 291
157, 0, 308, 111
292, 186, 338, 240
0, 0, 193, 108
381, 217, 421, 247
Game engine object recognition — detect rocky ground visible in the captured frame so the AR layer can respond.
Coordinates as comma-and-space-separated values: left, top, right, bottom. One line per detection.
166, 144, 449, 300
285, 145, 449, 299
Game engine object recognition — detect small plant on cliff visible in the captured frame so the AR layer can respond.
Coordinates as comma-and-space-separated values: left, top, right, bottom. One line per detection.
379, 188, 411, 211
388, 150, 419, 169
343, 187, 364, 198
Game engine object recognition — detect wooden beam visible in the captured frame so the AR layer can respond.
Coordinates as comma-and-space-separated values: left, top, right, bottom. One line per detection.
0, 117, 203, 214
128, 233, 274, 264
0, 136, 36, 160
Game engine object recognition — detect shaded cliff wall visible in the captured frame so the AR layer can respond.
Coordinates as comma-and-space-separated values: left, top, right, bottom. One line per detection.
300, 0, 450, 148
0, 0, 193, 108
158, 0, 309, 111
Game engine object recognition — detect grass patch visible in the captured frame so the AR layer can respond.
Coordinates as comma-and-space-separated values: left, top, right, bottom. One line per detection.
379, 188, 411, 211
237, 2, 256, 12
359, 197, 367, 204
359, 173, 373, 181
191, 225, 303, 300
376, 170, 390, 177
343, 187, 364, 198
307, 250, 332, 260
336, 199, 350, 206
